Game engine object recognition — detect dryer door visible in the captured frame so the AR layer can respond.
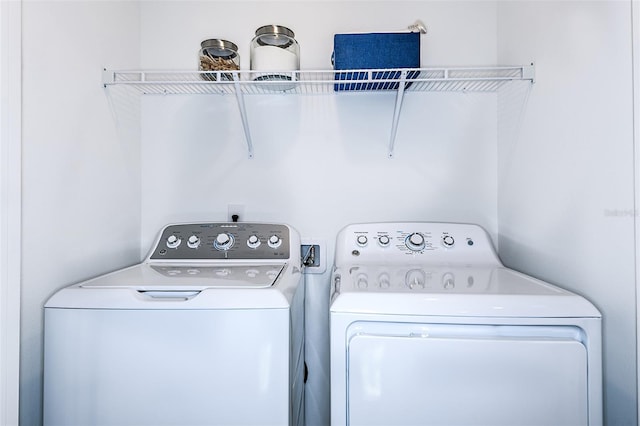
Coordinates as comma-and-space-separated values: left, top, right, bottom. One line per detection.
346, 322, 589, 426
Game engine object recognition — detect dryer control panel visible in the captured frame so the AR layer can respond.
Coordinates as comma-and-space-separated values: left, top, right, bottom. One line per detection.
334, 222, 501, 267
149, 223, 291, 260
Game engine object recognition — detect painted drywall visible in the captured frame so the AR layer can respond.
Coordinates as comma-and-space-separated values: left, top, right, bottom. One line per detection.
0, 1, 22, 425
497, 1, 637, 424
635, 0, 640, 421
138, 2, 502, 424
19, 2, 141, 425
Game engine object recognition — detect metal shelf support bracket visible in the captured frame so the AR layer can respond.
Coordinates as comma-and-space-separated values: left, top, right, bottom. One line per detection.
233, 80, 254, 159
388, 70, 407, 159
522, 62, 536, 84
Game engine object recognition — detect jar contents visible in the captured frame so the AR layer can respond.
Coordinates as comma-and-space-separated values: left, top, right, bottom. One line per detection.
199, 39, 240, 81
250, 25, 299, 83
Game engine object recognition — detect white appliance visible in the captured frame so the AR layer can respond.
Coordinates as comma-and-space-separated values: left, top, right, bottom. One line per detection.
44, 222, 305, 426
330, 222, 602, 426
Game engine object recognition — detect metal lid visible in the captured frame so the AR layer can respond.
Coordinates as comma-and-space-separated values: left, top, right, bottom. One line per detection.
200, 39, 238, 58
255, 25, 295, 39
254, 25, 296, 48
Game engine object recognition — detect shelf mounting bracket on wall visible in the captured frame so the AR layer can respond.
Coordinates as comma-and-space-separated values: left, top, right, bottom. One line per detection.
233, 80, 254, 159
388, 70, 408, 159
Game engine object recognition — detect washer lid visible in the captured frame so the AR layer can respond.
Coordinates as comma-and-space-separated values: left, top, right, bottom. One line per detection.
78, 263, 286, 291
45, 263, 301, 310
331, 266, 601, 318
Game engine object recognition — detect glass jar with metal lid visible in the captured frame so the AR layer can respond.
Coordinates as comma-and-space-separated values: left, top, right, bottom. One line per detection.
198, 38, 240, 81
250, 25, 299, 81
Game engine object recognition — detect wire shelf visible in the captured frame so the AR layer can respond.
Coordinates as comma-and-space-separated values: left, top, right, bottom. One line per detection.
102, 65, 535, 158
103, 66, 534, 95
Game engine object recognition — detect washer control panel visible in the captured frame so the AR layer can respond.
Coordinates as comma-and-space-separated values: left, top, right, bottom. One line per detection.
334, 222, 501, 266
149, 223, 291, 260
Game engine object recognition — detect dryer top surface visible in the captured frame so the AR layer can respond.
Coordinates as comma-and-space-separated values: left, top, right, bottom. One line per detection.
331, 222, 600, 318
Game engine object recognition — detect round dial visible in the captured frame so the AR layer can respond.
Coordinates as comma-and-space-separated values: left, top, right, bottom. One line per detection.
247, 234, 261, 249
268, 234, 282, 249
378, 235, 391, 247
442, 235, 455, 248
405, 233, 425, 251
166, 235, 181, 249
356, 235, 368, 246
214, 233, 234, 250
187, 235, 201, 249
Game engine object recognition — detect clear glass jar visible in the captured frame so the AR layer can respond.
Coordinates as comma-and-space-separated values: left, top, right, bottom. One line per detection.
250, 25, 299, 79
198, 39, 240, 81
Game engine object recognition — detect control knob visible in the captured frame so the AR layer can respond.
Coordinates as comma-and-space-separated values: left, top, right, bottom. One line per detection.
247, 234, 261, 249
442, 235, 455, 248
214, 233, 234, 251
187, 235, 201, 249
166, 235, 181, 249
356, 235, 368, 247
405, 232, 426, 251
268, 234, 282, 249
378, 235, 391, 247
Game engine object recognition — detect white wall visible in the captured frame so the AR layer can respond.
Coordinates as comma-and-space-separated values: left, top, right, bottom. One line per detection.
19, 2, 141, 425
635, 0, 640, 420
138, 2, 501, 424
1, 1, 22, 425
497, 1, 637, 424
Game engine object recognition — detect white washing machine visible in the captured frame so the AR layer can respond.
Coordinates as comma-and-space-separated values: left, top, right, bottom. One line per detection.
330, 222, 602, 426
44, 222, 305, 426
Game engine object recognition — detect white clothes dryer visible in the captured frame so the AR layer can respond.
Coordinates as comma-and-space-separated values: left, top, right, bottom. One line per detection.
330, 222, 602, 426
44, 222, 305, 426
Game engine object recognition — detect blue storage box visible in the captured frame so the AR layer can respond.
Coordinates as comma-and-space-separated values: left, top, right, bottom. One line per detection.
332, 32, 420, 91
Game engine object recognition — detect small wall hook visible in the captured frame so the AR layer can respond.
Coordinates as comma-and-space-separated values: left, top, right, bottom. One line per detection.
408, 20, 427, 34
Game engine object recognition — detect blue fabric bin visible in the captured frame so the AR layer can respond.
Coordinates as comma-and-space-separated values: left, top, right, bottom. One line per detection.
332, 32, 420, 91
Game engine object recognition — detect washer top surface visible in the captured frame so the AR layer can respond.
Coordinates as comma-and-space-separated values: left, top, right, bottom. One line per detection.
78, 263, 287, 291
331, 222, 600, 318
45, 222, 302, 310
